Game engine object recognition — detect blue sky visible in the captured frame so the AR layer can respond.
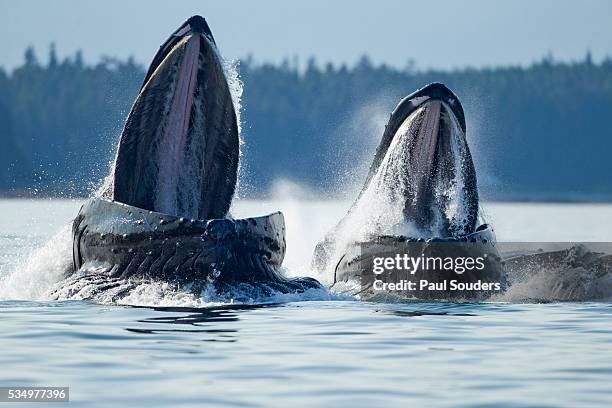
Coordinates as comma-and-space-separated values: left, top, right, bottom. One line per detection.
1, 0, 611, 71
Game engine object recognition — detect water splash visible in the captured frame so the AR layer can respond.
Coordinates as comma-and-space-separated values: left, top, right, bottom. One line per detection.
222, 57, 247, 200
223, 58, 244, 139
325, 98, 390, 200
117, 283, 345, 307
0, 224, 72, 300
47, 275, 347, 307
432, 107, 474, 234
491, 245, 612, 302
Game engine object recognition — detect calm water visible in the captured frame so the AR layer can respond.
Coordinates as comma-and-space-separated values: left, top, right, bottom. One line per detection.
1, 199, 612, 407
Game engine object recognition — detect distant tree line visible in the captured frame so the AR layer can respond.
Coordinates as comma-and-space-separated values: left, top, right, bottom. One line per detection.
1, 46, 611, 200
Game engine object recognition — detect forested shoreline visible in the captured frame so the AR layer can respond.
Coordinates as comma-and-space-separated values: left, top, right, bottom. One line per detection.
1, 47, 611, 200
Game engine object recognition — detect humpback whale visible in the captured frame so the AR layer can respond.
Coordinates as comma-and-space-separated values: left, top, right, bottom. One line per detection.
313, 83, 504, 300
52, 16, 321, 301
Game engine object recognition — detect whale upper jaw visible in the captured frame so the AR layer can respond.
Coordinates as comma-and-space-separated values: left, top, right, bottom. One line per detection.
109, 15, 239, 221
360, 82, 478, 238
140, 15, 216, 91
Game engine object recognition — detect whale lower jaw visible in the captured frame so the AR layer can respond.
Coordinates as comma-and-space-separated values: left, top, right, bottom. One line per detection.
328, 225, 505, 301
52, 198, 321, 301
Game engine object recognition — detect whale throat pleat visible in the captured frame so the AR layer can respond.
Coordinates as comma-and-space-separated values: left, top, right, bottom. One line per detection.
155, 34, 201, 217
110, 32, 239, 220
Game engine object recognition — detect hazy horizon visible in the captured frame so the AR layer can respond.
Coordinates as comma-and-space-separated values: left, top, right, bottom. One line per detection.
1, 0, 611, 72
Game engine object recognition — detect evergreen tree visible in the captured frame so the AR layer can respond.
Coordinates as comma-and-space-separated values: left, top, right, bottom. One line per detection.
0, 49, 611, 199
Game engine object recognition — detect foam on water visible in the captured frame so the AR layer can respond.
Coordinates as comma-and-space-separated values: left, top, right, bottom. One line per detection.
50, 278, 340, 308
0, 237, 345, 306
119, 284, 345, 307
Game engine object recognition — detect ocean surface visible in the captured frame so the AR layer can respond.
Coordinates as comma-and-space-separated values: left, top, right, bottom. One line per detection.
1, 198, 612, 407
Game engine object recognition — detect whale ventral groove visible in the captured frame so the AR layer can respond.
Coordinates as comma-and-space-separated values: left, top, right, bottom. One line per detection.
110, 15, 238, 221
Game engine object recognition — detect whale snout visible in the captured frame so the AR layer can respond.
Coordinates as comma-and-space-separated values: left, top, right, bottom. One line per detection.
386, 85, 478, 237
401, 97, 476, 234
109, 15, 239, 221
184, 15, 213, 34
139, 15, 216, 89
343, 83, 478, 239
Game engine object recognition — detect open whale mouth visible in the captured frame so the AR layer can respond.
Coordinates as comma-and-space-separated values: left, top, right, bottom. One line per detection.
359, 83, 478, 237
109, 15, 239, 221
